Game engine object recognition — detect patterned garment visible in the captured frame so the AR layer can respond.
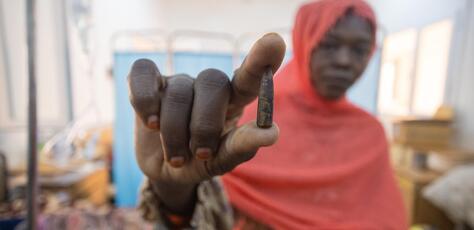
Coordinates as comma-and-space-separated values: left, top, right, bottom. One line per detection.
36, 208, 154, 230
139, 178, 234, 230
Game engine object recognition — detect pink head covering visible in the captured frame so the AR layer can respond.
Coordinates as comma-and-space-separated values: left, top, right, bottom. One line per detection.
222, 0, 408, 229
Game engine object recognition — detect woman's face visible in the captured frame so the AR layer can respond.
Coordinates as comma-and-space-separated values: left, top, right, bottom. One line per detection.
310, 14, 373, 100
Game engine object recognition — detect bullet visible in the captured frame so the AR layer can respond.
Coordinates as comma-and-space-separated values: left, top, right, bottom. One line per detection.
257, 68, 273, 128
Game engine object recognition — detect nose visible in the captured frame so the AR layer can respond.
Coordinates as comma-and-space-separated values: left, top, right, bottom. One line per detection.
333, 46, 351, 68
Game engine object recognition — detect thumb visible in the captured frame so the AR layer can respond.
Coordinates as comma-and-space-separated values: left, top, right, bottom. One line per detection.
206, 121, 279, 176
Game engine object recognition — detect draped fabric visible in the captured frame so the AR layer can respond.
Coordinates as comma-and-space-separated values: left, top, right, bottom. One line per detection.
222, 0, 407, 229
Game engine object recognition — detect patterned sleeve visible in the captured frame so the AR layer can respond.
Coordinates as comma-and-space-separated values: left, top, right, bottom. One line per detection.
138, 177, 234, 230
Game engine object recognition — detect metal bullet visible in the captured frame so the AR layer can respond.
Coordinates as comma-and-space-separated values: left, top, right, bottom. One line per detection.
257, 68, 273, 128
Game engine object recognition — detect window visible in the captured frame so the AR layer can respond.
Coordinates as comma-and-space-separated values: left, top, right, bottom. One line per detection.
378, 19, 453, 117
412, 20, 453, 116
378, 29, 417, 116
0, 0, 70, 128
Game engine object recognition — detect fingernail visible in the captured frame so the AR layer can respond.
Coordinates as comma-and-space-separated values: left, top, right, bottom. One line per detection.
147, 115, 159, 129
196, 148, 212, 160
169, 156, 185, 167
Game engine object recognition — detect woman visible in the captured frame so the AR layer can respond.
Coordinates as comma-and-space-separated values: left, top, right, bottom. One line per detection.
222, 1, 407, 229
130, 0, 407, 229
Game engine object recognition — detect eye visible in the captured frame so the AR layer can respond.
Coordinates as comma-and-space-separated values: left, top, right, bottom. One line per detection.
320, 41, 338, 52
352, 45, 370, 57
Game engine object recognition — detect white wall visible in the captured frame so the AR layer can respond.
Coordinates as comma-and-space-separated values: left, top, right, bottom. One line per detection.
0, 0, 70, 126
156, 0, 305, 35
445, 0, 474, 150
367, 0, 466, 34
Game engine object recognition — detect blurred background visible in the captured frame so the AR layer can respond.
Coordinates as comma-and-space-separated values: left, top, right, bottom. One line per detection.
0, 0, 473, 229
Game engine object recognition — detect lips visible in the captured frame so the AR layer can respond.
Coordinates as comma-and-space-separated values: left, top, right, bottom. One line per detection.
322, 75, 353, 89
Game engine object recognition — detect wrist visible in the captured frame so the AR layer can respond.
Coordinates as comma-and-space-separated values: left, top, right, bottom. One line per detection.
151, 180, 198, 216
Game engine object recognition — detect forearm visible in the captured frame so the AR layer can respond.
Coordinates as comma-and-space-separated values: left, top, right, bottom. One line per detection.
151, 180, 198, 216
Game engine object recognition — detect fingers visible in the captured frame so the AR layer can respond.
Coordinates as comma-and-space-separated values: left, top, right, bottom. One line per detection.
130, 33, 284, 175
159, 75, 194, 167
134, 116, 164, 181
128, 59, 163, 129
190, 69, 231, 160
206, 121, 279, 176
228, 33, 286, 117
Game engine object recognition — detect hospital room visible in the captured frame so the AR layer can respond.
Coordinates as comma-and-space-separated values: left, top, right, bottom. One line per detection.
0, 0, 473, 229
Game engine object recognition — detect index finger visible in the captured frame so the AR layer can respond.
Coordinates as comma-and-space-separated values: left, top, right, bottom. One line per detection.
128, 59, 164, 129
228, 33, 286, 117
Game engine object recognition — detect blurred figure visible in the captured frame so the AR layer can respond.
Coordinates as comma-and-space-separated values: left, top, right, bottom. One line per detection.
223, 0, 408, 229
130, 0, 407, 229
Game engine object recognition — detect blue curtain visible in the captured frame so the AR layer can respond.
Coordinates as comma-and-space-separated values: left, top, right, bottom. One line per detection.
173, 52, 234, 78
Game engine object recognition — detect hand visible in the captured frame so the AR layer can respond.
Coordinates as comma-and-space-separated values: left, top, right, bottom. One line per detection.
128, 33, 286, 214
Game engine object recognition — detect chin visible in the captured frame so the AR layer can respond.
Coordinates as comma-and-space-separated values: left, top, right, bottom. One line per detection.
324, 95, 343, 100
314, 85, 346, 100
321, 90, 345, 100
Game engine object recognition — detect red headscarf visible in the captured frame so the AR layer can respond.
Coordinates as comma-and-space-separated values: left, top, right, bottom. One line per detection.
222, 0, 408, 229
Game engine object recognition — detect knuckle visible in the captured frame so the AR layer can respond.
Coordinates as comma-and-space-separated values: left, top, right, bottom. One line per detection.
166, 91, 192, 106
162, 135, 185, 151
207, 160, 227, 177
160, 117, 185, 134
128, 76, 157, 97
231, 71, 259, 98
165, 76, 194, 106
196, 69, 230, 90
130, 95, 159, 115
191, 121, 221, 138
130, 94, 154, 107
131, 58, 157, 74
172, 74, 194, 86
236, 151, 256, 163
